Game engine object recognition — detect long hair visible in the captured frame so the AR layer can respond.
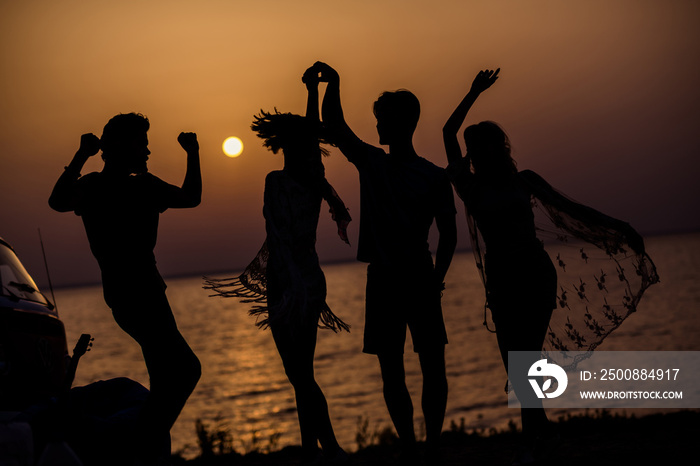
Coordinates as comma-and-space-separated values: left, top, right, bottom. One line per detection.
463, 120, 517, 176
251, 109, 330, 156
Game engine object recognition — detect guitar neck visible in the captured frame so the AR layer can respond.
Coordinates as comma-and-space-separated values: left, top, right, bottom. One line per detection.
63, 333, 92, 393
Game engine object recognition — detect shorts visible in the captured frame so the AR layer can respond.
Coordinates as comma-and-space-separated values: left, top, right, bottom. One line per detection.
363, 262, 448, 354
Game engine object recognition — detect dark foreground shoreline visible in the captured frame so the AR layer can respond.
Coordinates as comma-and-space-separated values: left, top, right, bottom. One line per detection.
173, 409, 697, 465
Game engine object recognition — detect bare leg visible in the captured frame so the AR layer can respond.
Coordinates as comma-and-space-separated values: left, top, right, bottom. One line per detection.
377, 352, 417, 452
494, 305, 553, 439
271, 322, 341, 460
418, 346, 447, 454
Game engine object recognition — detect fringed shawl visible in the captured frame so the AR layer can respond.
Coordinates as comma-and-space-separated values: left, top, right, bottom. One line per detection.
204, 173, 351, 333
450, 162, 659, 371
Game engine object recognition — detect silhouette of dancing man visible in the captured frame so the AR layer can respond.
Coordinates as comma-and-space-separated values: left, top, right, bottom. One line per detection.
311, 62, 457, 462
49, 113, 202, 462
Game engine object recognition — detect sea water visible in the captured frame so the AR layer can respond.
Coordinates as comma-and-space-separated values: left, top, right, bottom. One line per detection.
56, 233, 700, 457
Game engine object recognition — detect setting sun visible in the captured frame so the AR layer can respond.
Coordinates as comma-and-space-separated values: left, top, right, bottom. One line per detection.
223, 136, 244, 157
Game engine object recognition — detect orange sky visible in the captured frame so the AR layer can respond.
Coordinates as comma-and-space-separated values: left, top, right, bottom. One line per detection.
1, 0, 699, 287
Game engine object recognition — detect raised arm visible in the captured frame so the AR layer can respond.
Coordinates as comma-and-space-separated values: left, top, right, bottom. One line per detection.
49, 133, 100, 212
443, 68, 500, 166
302, 67, 320, 123
311, 61, 371, 158
166, 132, 202, 208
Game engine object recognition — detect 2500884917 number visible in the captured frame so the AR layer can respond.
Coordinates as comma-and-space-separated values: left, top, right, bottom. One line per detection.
599, 369, 680, 381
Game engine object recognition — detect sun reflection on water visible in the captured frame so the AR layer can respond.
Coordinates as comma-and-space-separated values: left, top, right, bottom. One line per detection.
56, 236, 700, 457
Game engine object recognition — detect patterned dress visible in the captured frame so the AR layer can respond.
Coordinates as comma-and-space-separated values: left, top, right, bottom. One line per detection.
448, 160, 659, 370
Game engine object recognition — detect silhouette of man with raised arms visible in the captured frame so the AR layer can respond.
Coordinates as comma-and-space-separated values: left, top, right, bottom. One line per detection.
49, 113, 202, 462
309, 62, 457, 463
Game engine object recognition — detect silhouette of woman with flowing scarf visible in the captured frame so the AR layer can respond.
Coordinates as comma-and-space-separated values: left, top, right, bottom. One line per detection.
205, 69, 351, 465
443, 69, 658, 463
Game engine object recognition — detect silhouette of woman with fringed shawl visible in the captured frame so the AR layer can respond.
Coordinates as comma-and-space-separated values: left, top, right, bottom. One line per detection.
206, 69, 351, 465
443, 69, 658, 463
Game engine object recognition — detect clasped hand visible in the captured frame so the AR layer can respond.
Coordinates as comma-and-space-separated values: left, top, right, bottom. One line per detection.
302, 62, 339, 87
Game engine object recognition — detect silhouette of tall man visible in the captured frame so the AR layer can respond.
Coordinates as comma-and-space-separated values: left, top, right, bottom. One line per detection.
311, 62, 457, 461
49, 113, 202, 460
